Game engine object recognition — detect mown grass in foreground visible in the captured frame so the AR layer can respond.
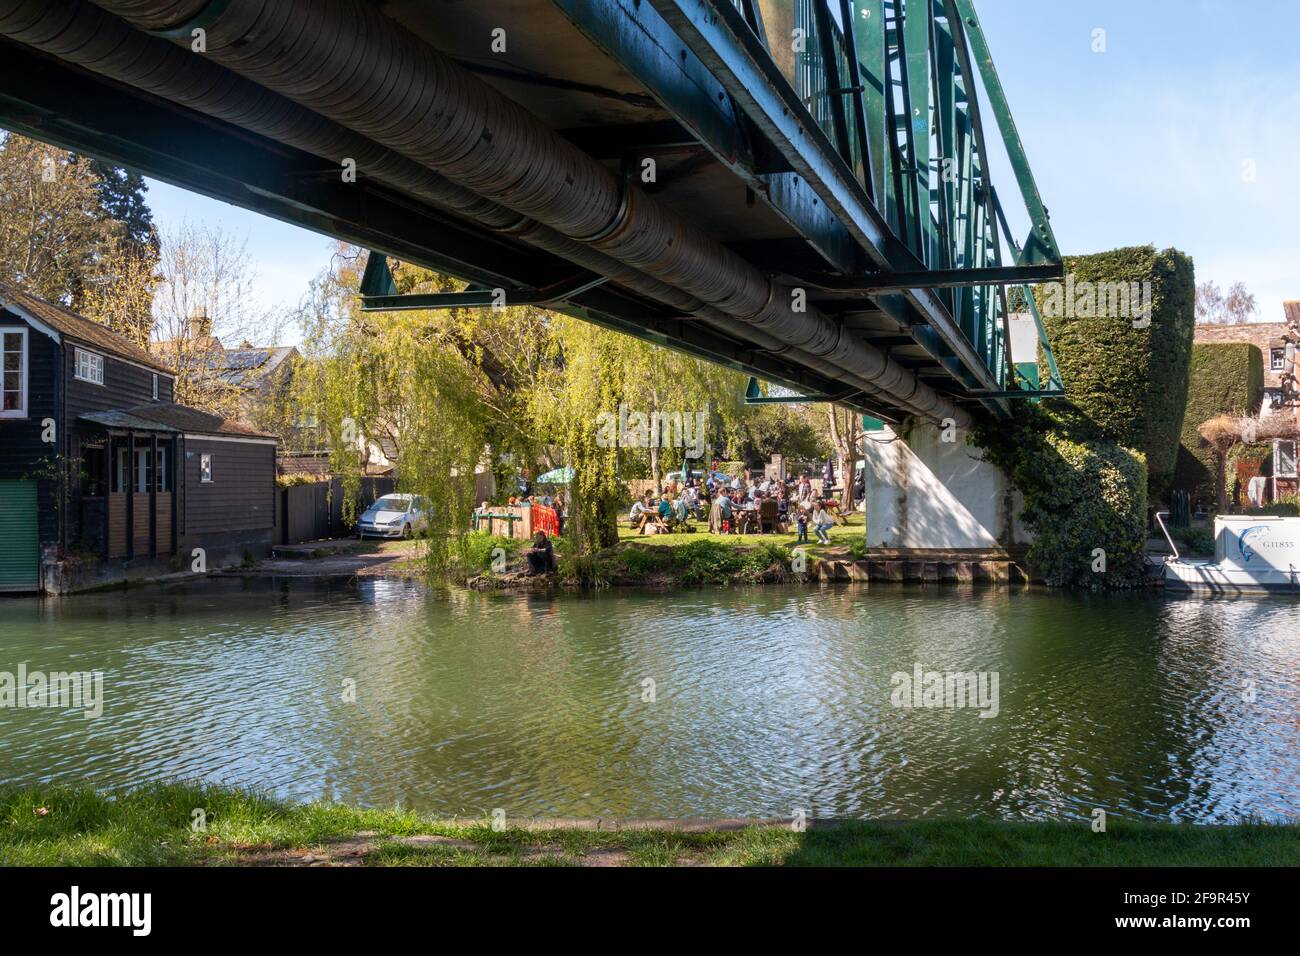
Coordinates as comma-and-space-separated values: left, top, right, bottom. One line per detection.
2, 783, 1295, 867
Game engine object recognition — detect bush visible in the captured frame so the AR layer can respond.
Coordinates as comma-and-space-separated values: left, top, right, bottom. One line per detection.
675, 539, 744, 585
1034, 245, 1195, 498
618, 545, 673, 578
454, 531, 519, 578
741, 542, 792, 580
1173, 343, 1263, 505
976, 407, 1148, 589
1167, 525, 1214, 555
557, 552, 612, 588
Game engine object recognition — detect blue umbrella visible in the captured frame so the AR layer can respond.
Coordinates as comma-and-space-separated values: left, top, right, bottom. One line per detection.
536, 466, 574, 484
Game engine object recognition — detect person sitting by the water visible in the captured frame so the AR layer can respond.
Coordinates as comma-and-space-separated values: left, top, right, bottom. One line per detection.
525, 531, 555, 575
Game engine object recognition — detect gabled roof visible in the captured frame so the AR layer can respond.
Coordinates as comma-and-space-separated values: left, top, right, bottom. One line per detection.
0, 281, 173, 375
81, 403, 277, 440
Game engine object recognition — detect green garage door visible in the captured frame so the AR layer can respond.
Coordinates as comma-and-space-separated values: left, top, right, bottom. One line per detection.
0, 479, 38, 591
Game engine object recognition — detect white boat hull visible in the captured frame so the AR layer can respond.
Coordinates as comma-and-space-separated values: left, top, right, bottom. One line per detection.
1164, 559, 1300, 594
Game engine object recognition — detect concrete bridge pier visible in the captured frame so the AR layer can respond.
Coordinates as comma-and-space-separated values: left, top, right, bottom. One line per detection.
859, 419, 1031, 566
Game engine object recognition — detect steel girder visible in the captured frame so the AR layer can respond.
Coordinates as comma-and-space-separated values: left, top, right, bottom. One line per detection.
638, 0, 1065, 407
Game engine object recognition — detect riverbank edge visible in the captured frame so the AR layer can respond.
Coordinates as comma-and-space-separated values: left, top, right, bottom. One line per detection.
3, 784, 1294, 867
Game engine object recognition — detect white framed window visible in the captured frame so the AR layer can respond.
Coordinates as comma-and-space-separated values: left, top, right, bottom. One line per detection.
1276, 440, 1298, 479
1, 327, 27, 417
74, 347, 104, 385
1271, 349, 1285, 371
152, 373, 159, 401
200, 453, 213, 483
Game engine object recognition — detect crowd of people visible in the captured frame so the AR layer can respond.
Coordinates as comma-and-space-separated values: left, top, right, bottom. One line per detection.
471, 462, 856, 575
627, 466, 851, 542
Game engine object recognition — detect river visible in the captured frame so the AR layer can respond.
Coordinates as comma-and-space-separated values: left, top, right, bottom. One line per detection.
1, 578, 1296, 821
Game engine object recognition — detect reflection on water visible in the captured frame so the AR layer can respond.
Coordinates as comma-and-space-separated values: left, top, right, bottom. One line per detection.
0, 578, 1296, 821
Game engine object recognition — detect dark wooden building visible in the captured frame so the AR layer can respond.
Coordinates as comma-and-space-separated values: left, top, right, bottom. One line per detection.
0, 284, 277, 594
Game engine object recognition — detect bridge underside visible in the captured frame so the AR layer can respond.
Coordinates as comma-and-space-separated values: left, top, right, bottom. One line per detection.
0, 0, 1063, 425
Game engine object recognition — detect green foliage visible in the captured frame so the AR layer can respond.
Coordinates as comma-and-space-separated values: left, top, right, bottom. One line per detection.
1245, 500, 1300, 517
975, 407, 1148, 589
1173, 343, 1264, 505
1034, 245, 1195, 498
1167, 525, 1214, 555
675, 539, 745, 585
557, 552, 612, 589
741, 542, 792, 580
618, 545, 673, 577
451, 531, 520, 580
276, 473, 319, 488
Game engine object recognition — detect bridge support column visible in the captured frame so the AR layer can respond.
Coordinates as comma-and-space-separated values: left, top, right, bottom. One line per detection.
860, 420, 1030, 551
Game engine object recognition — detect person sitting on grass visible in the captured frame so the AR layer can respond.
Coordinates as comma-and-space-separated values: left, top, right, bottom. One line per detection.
629, 493, 655, 530
812, 503, 834, 544
525, 531, 555, 575
656, 493, 675, 529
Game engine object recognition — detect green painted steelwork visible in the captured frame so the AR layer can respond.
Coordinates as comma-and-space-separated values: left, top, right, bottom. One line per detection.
660, 0, 1066, 405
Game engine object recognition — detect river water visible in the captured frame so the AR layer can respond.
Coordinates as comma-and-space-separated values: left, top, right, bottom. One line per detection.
1, 578, 1296, 821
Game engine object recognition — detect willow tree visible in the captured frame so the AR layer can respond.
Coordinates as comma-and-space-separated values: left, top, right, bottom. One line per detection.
530, 317, 629, 552
296, 247, 557, 573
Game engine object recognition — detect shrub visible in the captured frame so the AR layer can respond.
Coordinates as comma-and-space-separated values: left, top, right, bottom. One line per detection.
276, 473, 320, 488
557, 552, 611, 588
741, 542, 792, 580
975, 407, 1148, 589
1034, 245, 1195, 498
675, 539, 744, 585
1173, 343, 1263, 506
618, 545, 672, 578
1167, 525, 1214, 555
454, 531, 519, 578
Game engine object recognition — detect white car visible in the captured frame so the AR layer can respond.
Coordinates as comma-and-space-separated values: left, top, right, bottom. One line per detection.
356, 494, 431, 539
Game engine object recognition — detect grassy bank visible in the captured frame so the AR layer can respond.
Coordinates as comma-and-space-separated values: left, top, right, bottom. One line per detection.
2, 784, 1295, 867
460, 514, 869, 588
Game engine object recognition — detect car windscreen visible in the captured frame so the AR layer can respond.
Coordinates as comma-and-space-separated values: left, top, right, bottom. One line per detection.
371, 496, 410, 512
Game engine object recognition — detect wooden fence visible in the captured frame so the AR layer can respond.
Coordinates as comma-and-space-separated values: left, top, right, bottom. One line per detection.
275, 476, 396, 545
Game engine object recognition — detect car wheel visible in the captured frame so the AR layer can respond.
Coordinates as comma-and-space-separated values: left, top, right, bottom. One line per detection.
401, 524, 413, 540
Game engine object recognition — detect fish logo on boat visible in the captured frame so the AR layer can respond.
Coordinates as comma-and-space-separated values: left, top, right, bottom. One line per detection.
1238, 525, 1270, 563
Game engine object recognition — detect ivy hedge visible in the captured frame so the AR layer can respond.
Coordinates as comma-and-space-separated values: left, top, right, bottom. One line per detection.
975, 407, 1148, 589
1173, 342, 1264, 505
1033, 245, 1195, 498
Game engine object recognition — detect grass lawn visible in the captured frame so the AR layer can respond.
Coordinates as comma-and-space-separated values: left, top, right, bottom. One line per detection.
3, 784, 1294, 867
616, 511, 865, 557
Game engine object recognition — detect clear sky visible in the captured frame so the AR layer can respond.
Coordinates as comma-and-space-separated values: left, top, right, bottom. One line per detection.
142, 0, 1300, 340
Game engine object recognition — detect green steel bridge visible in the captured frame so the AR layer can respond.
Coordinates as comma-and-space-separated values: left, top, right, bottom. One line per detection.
0, 0, 1064, 427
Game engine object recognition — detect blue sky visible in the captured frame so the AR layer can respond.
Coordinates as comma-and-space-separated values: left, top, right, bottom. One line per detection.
143, 0, 1300, 341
